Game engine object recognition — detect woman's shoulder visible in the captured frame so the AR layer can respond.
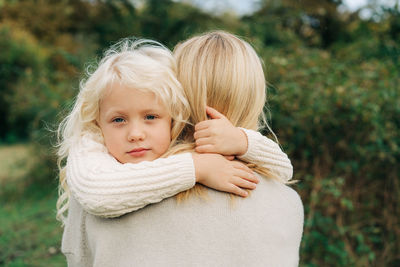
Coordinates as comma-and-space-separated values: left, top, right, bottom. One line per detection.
258, 176, 303, 208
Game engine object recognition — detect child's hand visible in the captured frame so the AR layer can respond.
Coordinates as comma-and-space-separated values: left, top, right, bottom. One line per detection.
194, 106, 248, 156
192, 153, 259, 197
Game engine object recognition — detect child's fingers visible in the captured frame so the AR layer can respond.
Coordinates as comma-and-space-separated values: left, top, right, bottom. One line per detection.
226, 184, 249, 198
195, 144, 215, 153
232, 176, 257, 190
231, 162, 259, 183
193, 129, 211, 140
224, 155, 235, 161
206, 106, 225, 120
195, 137, 213, 147
195, 120, 211, 131
233, 168, 259, 184
231, 161, 253, 174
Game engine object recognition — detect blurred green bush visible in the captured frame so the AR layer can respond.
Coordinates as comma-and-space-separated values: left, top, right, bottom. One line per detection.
0, 0, 399, 266
0, 25, 46, 142
265, 45, 399, 266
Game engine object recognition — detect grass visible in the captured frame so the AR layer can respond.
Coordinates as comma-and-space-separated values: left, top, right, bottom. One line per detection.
0, 144, 66, 267
0, 144, 35, 181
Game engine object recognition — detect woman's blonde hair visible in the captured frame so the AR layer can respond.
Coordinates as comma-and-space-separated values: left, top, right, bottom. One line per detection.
167, 30, 280, 201
56, 38, 190, 222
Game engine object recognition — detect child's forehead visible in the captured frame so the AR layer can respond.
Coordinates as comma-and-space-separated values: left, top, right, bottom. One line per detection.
103, 81, 154, 97
102, 82, 167, 106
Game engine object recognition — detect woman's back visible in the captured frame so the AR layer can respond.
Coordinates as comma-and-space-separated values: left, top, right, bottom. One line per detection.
63, 175, 303, 267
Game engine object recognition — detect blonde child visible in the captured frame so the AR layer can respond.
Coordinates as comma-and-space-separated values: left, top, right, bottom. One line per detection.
56, 39, 264, 222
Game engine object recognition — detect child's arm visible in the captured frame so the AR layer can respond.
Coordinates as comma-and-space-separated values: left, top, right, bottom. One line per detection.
236, 128, 293, 181
194, 107, 293, 182
66, 132, 258, 218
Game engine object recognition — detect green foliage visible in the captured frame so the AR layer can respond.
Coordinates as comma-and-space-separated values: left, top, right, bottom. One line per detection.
0, 24, 46, 142
0, 0, 399, 266
263, 43, 399, 266
139, 0, 222, 48
243, 0, 350, 48
0, 191, 65, 266
0, 21, 81, 143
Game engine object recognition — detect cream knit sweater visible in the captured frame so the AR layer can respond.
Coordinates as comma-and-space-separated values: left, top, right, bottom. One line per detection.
66, 128, 293, 218
62, 176, 303, 267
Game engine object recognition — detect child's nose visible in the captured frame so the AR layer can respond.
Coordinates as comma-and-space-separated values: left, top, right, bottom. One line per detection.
127, 126, 145, 142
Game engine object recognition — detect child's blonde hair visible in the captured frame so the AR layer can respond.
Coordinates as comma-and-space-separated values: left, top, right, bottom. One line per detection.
166, 30, 281, 201
56, 39, 190, 222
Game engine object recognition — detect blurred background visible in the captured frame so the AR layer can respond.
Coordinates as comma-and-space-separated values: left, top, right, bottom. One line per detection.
0, 0, 399, 266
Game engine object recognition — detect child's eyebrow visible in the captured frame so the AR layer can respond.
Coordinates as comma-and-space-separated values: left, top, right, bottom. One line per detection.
103, 109, 126, 117
140, 107, 167, 114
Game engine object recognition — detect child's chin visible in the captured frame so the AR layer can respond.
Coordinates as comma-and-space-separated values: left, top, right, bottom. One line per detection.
122, 158, 146, 164
122, 155, 158, 164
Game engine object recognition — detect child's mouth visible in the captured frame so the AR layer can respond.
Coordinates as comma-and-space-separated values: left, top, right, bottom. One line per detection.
127, 148, 149, 157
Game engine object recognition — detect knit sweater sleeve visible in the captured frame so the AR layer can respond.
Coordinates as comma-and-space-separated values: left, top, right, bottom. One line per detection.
66, 132, 196, 218
237, 128, 293, 182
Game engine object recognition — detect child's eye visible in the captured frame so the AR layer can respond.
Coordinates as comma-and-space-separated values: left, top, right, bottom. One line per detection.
145, 115, 157, 120
112, 117, 125, 123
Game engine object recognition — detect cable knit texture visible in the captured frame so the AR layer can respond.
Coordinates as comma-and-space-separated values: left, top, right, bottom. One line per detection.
66, 132, 196, 218
238, 128, 293, 181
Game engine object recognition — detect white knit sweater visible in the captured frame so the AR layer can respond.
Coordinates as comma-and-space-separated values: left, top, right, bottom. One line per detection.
66, 128, 293, 218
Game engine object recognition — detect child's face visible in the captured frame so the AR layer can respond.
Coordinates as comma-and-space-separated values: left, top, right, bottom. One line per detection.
98, 83, 172, 164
